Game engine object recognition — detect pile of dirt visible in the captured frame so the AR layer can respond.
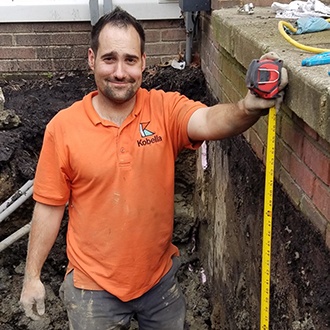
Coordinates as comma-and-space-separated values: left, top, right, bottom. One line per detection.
0, 65, 214, 329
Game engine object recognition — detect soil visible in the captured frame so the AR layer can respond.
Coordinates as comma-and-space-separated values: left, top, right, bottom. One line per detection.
0, 65, 214, 330
1, 64, 330, 330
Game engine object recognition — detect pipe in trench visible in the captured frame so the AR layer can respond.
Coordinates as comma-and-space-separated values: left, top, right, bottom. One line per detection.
0, 181, 34, 252
0, 222, 31, 252
0, 180, 34, 215
0, 183, 34, 224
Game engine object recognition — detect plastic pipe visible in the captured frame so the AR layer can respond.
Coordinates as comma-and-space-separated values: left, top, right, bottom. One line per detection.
0, 180, 34, 215
0, 222, 31, 252
0, 185, 33, 224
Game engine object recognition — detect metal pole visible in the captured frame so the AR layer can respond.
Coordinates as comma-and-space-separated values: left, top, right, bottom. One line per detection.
89, 0, 99, 25
184, 12, 194, 65
103, 0, 113, 15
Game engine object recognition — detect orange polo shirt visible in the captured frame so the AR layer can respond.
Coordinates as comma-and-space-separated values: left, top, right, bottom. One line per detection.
33, 88, 205, 301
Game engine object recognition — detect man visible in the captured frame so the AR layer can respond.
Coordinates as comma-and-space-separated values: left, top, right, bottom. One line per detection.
20, 7, 288, 330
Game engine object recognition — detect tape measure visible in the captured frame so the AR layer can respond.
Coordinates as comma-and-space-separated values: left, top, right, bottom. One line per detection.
260, 106, 277, 330
246, 59, 282, 99
246, 58, 281, 329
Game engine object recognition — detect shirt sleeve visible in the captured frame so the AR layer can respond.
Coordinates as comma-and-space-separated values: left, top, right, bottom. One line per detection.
33, 121, 71, 206
166, 91, 207, 150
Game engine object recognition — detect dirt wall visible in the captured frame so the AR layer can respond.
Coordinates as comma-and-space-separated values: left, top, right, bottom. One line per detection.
195, 136, 330, 329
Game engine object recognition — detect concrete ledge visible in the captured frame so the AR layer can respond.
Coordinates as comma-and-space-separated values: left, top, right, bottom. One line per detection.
212, 7, 330, 143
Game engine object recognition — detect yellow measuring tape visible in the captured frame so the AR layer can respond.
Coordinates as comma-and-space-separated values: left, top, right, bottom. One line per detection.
260, 106, 277, 330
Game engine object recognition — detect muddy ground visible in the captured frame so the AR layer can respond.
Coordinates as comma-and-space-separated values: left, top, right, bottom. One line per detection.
0, 64, 330, 330
0, 65, 213, 330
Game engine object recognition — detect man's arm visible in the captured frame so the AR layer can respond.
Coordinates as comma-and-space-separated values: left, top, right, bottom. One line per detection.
188, 52, 288, 142
20, 202, 66, 320
187, 94, 274, 141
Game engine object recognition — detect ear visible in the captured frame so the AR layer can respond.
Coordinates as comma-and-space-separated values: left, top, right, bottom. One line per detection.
88, 48, 95, 71
141, 53, 147, 72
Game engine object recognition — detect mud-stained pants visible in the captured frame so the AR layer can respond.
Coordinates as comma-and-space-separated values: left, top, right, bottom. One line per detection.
59, 257, 186, 330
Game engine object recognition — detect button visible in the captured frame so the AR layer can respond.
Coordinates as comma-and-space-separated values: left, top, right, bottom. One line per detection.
120, 147, 125, 153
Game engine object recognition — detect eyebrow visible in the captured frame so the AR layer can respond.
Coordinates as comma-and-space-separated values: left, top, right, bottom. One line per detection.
101, 51, 140, 60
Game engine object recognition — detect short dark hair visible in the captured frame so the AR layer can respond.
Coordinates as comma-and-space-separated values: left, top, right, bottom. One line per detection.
91, 7, 145, 55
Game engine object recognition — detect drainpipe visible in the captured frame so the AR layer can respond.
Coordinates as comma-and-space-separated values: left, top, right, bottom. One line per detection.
89, 0, 113, 25
183, 11, 195, 66
179, 0, 211, 66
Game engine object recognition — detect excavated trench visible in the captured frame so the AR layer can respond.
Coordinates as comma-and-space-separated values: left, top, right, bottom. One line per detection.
0, 65, 330, 330
0, 66, 213, 330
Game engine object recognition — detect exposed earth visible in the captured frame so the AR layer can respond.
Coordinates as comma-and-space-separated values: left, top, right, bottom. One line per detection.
0, 65, 214, 330
0, 64, 330, 330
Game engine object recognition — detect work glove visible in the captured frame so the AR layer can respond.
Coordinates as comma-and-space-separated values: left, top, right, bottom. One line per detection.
242, 52, 288, 115
20, 278, 46, 320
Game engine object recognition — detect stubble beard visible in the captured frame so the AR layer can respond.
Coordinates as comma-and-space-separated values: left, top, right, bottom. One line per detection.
103, 80, 138, 104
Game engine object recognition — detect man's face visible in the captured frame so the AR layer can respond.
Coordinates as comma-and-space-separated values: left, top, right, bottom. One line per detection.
88, 24, 146, 104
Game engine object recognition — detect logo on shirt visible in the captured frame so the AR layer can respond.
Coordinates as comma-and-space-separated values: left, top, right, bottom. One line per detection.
137, 122, 162, 147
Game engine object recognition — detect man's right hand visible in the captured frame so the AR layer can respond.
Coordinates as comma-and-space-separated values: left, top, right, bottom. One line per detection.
20, 278, 46, 320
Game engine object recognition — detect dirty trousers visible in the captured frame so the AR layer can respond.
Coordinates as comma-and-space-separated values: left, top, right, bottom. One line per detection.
59, 257, 186, 330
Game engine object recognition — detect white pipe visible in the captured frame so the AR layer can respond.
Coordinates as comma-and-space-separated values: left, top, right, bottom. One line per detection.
0, 222, 31, 252
0, 186, 34, 224
0, 180, 34, 215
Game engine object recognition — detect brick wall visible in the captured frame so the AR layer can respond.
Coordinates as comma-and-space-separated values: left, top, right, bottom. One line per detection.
199, 11, 330, 249
0, 19, 186, 76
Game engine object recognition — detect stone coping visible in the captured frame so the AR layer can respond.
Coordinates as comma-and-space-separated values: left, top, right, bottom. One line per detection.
212, 7, 330, 142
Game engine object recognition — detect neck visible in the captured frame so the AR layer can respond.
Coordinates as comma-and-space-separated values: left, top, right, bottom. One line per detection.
92, 93, 136, 126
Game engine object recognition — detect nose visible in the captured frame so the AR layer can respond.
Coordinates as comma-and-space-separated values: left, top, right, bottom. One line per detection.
113, 61, 126, 80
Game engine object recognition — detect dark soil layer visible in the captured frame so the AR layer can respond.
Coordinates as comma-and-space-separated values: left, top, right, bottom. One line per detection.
0, 65, 213, 330
0, 64, 329, 330
213, 136, 330, 329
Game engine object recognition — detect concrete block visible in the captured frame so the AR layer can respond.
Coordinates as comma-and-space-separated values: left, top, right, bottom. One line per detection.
211, 7, 330, 143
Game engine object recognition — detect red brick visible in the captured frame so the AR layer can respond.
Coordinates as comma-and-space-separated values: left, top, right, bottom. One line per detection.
51, 32, 89, 45
162, 29, 186, 42
0, 47, 35, 59
0, 60, 19, 72
289, 153, 315, 198
146, 42, 182, 56
318, 136, 330, 154
145, 30, 161, 43
0, 34, 13, 46
142, 20, 183, 30
302, 121, 318, 140
281, 114, 303, 158
312, 179, 330, 221
303, 138, 330, 185
17, 59, 53, 72
276, 138, 291, 172
16, 34, 51, 46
